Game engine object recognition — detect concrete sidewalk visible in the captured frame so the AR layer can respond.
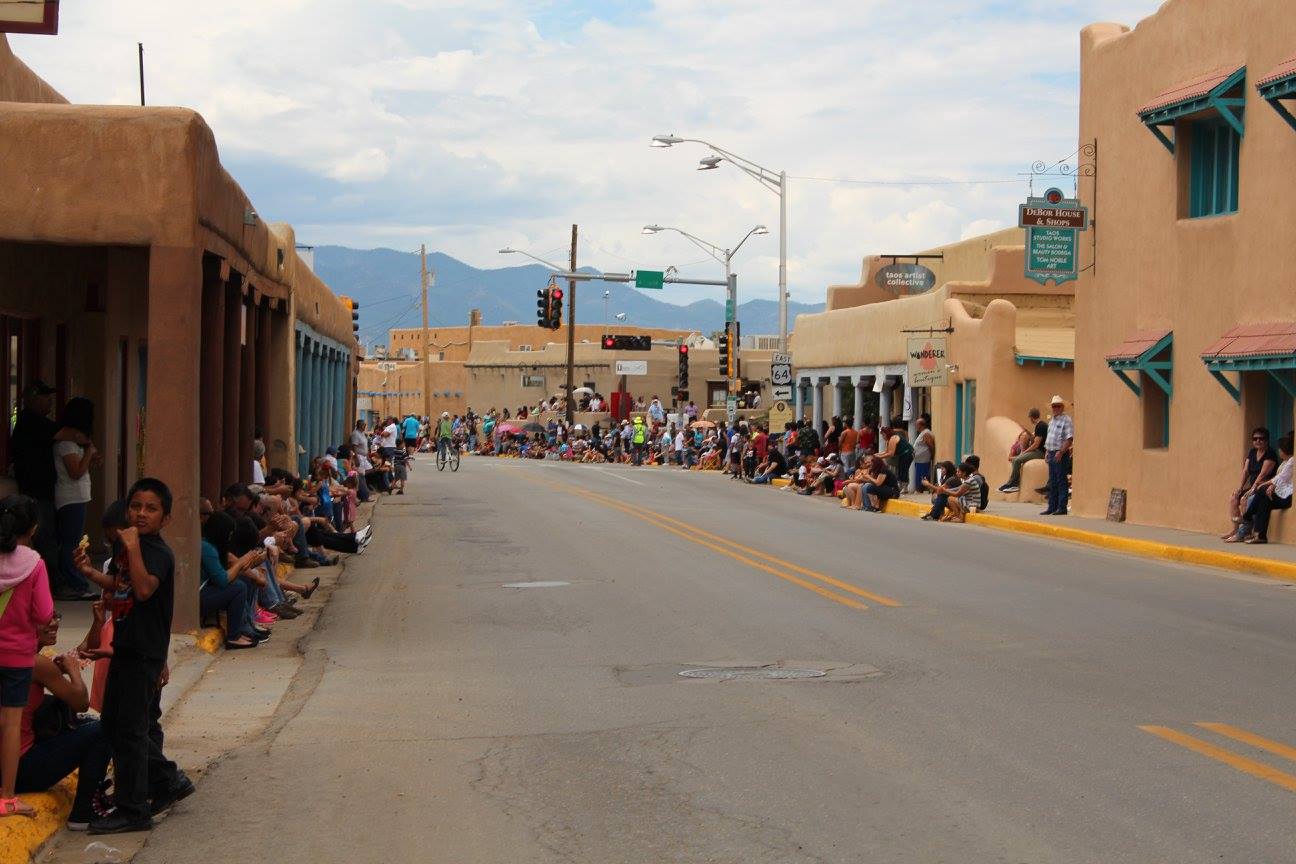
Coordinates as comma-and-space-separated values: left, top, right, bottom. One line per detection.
757, 474, 1296, 581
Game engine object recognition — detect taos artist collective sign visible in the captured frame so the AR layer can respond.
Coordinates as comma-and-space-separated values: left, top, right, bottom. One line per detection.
876, 263, 936, 295
906, 336, 949, 387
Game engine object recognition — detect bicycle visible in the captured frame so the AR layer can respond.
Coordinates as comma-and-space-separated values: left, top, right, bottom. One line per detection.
436, 437, 461, 472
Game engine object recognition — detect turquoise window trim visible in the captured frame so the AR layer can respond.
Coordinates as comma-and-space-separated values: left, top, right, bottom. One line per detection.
1208, 369, 1243, 404
1014, 354, 1073, 368
954, 382, 964, 462
1139, 67, 1247, 153
1258, 73, 1296, 133
1189, 119, 1241, 217
1107, 332, 1174, 397
1267, 373, 1295, 439
1201, 353, 1296, 406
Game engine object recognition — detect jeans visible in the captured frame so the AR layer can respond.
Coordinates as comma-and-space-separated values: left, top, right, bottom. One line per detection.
101, 658, 164, 821
926, 493, 949, 520
356, 473, 371, 503
438, 437, 450, 458
913, 462, 932, 491
860, 483, 897, 511
55, 501, 91, 595
841, 452, 857, 475
1046, 451, 1071, 514
1245, 493, 1292, 540
200, 581, 253, 639
16, 720, 111, 822
1006, 448, 1044, 487
306, 524, 359, 553
32, 497, 58, 584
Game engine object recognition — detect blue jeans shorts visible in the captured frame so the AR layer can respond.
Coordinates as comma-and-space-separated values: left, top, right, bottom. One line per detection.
0, 666, 34, 707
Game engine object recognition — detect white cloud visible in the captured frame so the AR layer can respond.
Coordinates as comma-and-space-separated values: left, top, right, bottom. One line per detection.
9, 0, 1160, 308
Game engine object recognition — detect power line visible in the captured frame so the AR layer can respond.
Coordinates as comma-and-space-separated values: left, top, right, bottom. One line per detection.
789, 174, 1023, 186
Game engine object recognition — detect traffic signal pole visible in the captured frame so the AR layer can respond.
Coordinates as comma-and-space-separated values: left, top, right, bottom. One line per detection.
420, 244, 432, 423
566, 224, 577, 426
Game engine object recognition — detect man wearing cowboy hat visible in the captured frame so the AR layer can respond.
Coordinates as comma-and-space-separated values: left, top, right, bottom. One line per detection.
1041, 396, 1074, 516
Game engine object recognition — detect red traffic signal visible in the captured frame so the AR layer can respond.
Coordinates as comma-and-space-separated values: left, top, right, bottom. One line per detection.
551, 287, 563, 300
678, 345, 689, 355
603, 335, 615, 349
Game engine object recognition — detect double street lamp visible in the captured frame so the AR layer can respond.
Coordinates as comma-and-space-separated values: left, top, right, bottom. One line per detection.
651, 134, 789, 352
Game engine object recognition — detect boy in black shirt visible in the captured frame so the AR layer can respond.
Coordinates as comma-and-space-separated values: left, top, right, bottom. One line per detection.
90, 478, 175, 835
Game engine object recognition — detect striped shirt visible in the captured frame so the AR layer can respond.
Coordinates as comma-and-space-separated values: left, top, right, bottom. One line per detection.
958, 473, 982, 509
1045, 412, 1074, 452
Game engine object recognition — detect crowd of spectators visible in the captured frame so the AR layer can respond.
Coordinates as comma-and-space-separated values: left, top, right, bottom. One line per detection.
1, 380, 384, 832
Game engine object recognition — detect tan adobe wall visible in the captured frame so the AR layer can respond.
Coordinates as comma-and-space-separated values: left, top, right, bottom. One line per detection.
1073, 1, 1296, 538
386, 324, 694, 360
826, 228, 1023, 311
0, 34, 65, 103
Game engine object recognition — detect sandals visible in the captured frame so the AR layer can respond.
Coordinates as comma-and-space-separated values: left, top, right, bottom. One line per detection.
300, 577, 320, 600
0, 797, 36, 818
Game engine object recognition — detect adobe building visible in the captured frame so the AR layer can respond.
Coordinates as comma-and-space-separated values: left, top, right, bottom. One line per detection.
0, 33, 357, 627
365, 318, 774, 421
792, 229, 1074, 497
1073, 1, 1296, 538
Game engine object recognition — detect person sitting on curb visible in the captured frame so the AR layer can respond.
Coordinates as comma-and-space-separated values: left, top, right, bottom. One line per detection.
15, 611, 111, 831
943, 461, 984, 523
840, 460, 874, 511
921, 461, 962, 521
750, 447, 788, 485
999, 408, 1048, 494
1229, 433, 1294, 545
1222, 427, 1278, 540
803, 454, 841, 496
859, 455, 901, 512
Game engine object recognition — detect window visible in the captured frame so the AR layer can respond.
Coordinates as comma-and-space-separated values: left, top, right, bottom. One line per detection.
1267, 373, 1295, 441
954, 380, 976, 461
1107, 330, 1173, 449
1141, 371, 1170, 448
1188, 119, 1240, 217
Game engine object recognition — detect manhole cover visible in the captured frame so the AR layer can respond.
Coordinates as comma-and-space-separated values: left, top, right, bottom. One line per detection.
502, 581, 571, 589
678, 667, 826, 680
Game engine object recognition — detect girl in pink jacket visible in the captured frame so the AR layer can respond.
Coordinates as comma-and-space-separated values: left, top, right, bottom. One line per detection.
0, 495, 55, 818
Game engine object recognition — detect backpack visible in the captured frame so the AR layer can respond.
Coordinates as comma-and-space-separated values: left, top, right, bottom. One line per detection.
975, 472, 989, 511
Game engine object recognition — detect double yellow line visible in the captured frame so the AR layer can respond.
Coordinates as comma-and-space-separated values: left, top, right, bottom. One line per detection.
525, 472, 902, 611
1141, 722, 1296, 793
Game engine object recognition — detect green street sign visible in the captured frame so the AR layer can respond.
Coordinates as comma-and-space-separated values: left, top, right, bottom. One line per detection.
634, 270, 665, 290
725, 298, 735, 322
1025, 227, 1078, 285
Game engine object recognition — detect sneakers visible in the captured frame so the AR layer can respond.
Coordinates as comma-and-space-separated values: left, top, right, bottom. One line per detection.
88, 813, 154, 834
150, 773, 195, 817
998, 484, 1019, 493
356, 525, 373, 546
255, 609, 278, 625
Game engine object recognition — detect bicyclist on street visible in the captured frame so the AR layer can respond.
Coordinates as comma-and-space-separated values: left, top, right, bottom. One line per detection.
437, 411, 454, 459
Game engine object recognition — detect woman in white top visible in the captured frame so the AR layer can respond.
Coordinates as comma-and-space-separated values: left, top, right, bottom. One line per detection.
52, 397, 99, 599
1237, 433, 1294, 545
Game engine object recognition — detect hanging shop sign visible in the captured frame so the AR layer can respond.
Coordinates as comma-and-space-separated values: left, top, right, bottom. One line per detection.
906, 336, 949, 387
875, 263, 936, 295
1021, 189, 1087, 285
614, 360, 648, 376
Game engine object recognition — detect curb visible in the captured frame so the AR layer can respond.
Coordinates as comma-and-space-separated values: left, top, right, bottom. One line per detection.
870, 495, 1296, 582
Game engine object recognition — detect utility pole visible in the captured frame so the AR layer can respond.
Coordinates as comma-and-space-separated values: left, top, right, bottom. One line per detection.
420, 244, 432, 423
565, 224, 577, 426
138, 43, 145, 106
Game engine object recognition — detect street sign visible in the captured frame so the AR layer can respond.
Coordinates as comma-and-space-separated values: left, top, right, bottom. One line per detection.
768, 399, 794, 429
726, 396, 738, 424
377, 361, 397, 372
770, 352, 792, 387
875, 263, 936, 295
1025, 227, 1078, 285
615, 360, 648, 376
771, 385, 792, 400
1019, 204, 1089, 230
634, 270, 665, 290
906, 337, 949, 387
725, 298, 735, 322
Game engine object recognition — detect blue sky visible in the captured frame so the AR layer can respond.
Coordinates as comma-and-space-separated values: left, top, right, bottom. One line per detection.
12, 0, 1160, 303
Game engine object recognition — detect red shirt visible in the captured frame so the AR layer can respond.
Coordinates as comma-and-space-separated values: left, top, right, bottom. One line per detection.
859, 426, 876, 452
753, 432, 768, 460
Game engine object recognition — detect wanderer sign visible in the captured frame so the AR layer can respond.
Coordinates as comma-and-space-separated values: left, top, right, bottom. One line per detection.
906, 337, 949, 387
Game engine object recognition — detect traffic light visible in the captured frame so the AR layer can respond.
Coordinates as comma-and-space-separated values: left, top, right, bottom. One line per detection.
343, 297, 359, 340
536, 288, 549, 328
599, 334, 652, 351
549, 286, 563, 329
718, 326, 730, 376
677, 344, 689, 392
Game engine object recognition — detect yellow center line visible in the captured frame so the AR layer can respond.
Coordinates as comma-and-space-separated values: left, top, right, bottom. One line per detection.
1196, 723, 1296, 764
1139, 725, 1296, 793
519, 472, 870, 611
550, 476, 903, 607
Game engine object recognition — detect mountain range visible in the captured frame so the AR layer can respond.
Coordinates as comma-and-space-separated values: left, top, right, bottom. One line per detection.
311, 246, 823, 345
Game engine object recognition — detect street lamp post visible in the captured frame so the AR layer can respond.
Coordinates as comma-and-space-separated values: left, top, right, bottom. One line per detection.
651, 134, 789, 352
641, 223, 767, 402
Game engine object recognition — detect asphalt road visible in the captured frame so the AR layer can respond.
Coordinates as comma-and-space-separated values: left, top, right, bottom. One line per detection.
138, 456, 1296, 863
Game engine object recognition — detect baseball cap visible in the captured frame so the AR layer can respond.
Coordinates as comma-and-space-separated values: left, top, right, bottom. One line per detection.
22, 380, 54, 397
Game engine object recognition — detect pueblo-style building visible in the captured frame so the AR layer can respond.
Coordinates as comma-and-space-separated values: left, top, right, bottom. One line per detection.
0, 33, 357, 628
1073, 1, 1296, 539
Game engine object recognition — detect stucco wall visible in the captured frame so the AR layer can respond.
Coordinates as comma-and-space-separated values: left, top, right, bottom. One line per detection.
826, 228, 1023, 311
387, 323, 694, 360
0, 34, 65, 103
1073, 1, 1296, 538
